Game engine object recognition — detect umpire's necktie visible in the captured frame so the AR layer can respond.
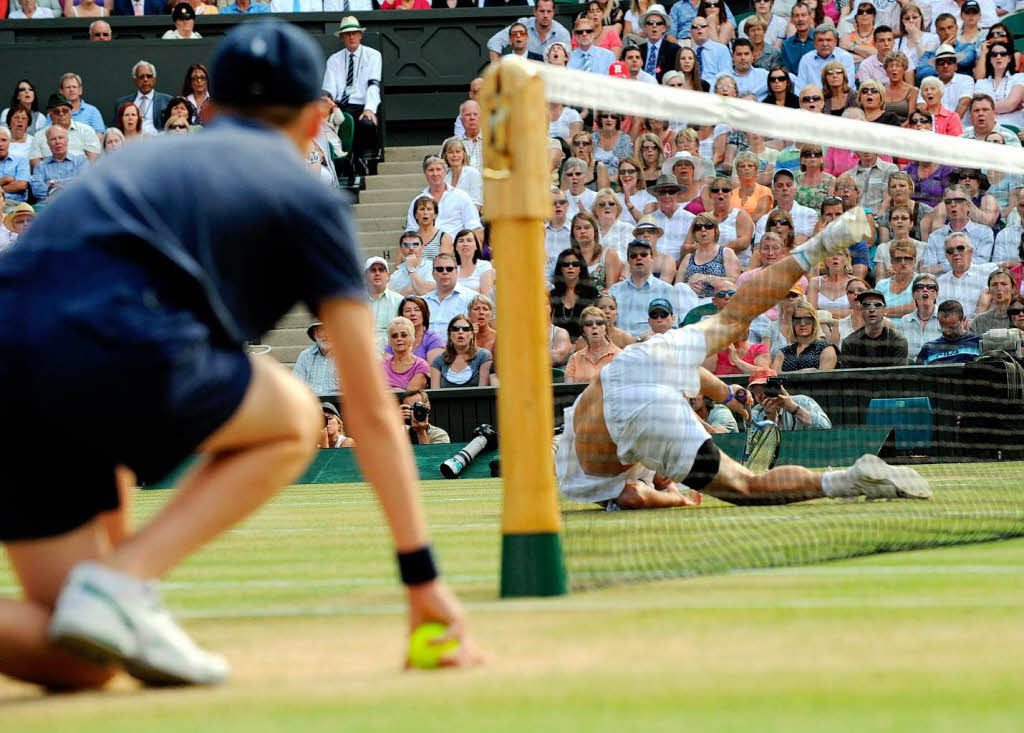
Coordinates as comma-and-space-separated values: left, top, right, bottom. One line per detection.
645, 43, 657, 75
340, 51, 355, 105
343, 0, 349, 8
582, 51, 591, 72
695, 45, 705, 75
137, 95, 150, 125
293, 0, 300, 10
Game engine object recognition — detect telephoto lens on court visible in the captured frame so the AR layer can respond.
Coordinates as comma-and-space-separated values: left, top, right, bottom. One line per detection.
440, 424, 498, 479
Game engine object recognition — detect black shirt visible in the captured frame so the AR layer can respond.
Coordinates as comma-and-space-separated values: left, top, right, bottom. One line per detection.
841, 326, 909, 369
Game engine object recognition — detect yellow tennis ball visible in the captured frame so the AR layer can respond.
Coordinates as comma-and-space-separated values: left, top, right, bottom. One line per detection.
408, 622, 459, 669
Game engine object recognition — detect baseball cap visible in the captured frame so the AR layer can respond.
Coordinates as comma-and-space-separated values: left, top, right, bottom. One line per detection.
748, 366, 778, 386
46, 93, 71, 110
648, 298, 673, 316
322, 401, 340, 417
364, 256, 390, 272
962, 0, 981, 11
934, 44, 957, 60
210, 19, 325, 108
772, 168, 795, 182
171, 2, 195, 21
626, 238, 654, 252
789, 283, 804, 296
608, 61, 629, 78
856, 288, 886, 304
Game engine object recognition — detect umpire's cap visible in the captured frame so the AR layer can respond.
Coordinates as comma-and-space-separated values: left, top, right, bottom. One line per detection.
210, 19, 325, 108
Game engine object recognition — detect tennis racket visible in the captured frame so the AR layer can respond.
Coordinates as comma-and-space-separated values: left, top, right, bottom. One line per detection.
743, 420, 781, 474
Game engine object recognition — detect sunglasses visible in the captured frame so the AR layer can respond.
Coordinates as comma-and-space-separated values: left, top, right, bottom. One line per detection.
957, 172, 980, 180
691, 23, 709, 30
710, 187, 731, 193
640, 143, 658, 150
801, 95, 822, 103
561, 260, 582, 267
16, 86, 32, 92
861, 302, 886, 310
705, 2, 719, 6
792, 316, 816, 324
135, 73, 155, 79
693, 223, 716, 231
449, 325, 473, 332
913, 283, 938, 291
715, 289, 736, 298
990, 50, 1010, 57
645, 19, 666, 26
400, 241, 422, 248
574, 140, 593, 146
574, 28, 594, 34
565, 171, 584, 177
509, 30, 528, 38
892, 256, 915, 263
945, 245, 968, 255
767, 219, 790, 226
856, 7, 875, 14
434, 265, 457, 272
769, 75, 788, 83
1007, 307, 1024, 316
860, 88, 879, 96
627, 250, 651, 259
943, 198, 968, 205
910, 117, 930, 124
596, 201, 617, 209
801, 150, 823, 157
598, 113, 617, 119
649, 311, 671, 318
168, 124, 188, 130
583, 319, 606, 327
191, 74, 207, 80
618, 168, 636, 175
936, 58, 957, 65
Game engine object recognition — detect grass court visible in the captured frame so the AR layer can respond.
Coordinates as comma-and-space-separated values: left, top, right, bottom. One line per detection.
3, 464, 1024, 731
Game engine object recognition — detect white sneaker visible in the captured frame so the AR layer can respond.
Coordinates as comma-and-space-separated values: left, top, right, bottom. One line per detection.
48, 562, 229, 686
847, 455, 933, 500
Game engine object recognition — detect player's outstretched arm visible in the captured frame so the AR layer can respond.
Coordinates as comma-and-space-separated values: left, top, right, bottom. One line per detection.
320, 297, 483, 668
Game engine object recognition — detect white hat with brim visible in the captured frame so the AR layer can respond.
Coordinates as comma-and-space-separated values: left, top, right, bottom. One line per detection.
336, 16, 366, 36
662, 152, 714, 181
640, 4, 670, 28
3, 202, 35, 231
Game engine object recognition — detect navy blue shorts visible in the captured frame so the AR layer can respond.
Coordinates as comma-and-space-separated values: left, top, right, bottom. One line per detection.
0, 249, 252, 542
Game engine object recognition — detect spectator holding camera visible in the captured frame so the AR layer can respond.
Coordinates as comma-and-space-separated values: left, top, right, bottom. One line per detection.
747, 367, 832, 430
688, 394, 738, 434
840, 289, 909, 368
916, 300, 981, 365
319, 402, 355, 449
400, 389, 451, 445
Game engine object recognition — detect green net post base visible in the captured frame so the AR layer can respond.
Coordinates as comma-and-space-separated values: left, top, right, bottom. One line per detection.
500, 532, 568, 598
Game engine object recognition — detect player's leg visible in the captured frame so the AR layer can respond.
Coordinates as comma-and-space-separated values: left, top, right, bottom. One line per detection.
100, 466, 136, 548
700, 450, 827, 506
615, 476, 703, 510
1, 521, 118, 689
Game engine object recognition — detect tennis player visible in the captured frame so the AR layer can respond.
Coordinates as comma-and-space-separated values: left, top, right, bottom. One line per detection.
557, 207, 933, 509
0, 20, 479, 691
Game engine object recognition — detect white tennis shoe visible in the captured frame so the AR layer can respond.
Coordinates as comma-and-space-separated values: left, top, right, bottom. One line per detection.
848, 454, 933, 500
48, 562, 229, 686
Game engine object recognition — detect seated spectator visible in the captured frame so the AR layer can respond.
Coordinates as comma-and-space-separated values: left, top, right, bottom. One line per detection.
468, 294, 497, 357
565, 305, 622, 384
30, 126, 85, 208
430, 315, 492, 388
294, 321, 338, 395
163, 116, 191, 135
362, 256, 404, 350
163, 3, 202, 40
881, 52, 917, 126
390, 231, 436, 297
545, 41, 571, 68
678, 212, 741, 286
9, 0, 56, 17
917, 299, 982, 364
406, 155, 482, 242
548, 102, 582, 144
773, 299, 838, 372
591, 187, 635, 263
691, 14, 733, 87
572, 211, 622, 294
424, 252, 477, 337
632, 216, 679, 283
876, 239, 919, 317
593, 112, 632, 181
795, 143, 834, 212
323, 17, 382, 175
392, 295, 445, 365
158, 97, 198, 132
856, 24, 896, 86
852, 151, 898, 213
683, 280, 733, 325
399, 389, 450, 446
648, 174, 695, 264
706, 325, 771, 376
550, 247, 599, 341
896, 273, 941, 362
830, 277, 869, 345
102, 127, 124, 154
814, 195, 871, 279
620, 46, 657, 85
728, 38, 769, 98
841, 289, 910, 368
662, 152, 706, 209
410, 195, 452, 260
917, 79, 962, 138
2, 81, 47, 137
220, 0, 270, 13
440, 137, 482, 213
608, 238, 679, 336
930, 169, 1001, 232
763, 64, 799, 108
994, 192, 1024, 268
500, 21, 544, 61
808, 249, 855, 318
182, 64, 212, 124
730, 151, 774, 224
114, 102, 145, 143
905, 156, 955, 210
568, 17, 617, 74
877, 172, 933, 244
563, 155, 602, 219
59, 73, 105, 135
635, 132, 665, 189
382, 316, 430, 391
586, 293, 639, 349
755, 169, 817, 244
857, 80, 902, 126
487, 0, 571, 63
570, 132, 611, 194
916, 16, 976, 81
1009, 295, 1024, 331
968, 269, 1017, 334
112, 61, 172, 138
797, 24, 855, 93
638, 296, 676, 341
454, 228, 494, 298
935, 233, 998, 319
974, 39, 1024, 133
29, 94, 100, 167
839, 2, 877, 66
688, 394, 739, 434
577, 1, 623, 55
0, 125, 30, 210
924, 189, 995, 275
703, 176, 755, 265
747, 367, 832, 430
318, 402, 355, 449
2, 202, 35, 250
820, 61, 857, 117
962, 93, 1021, 147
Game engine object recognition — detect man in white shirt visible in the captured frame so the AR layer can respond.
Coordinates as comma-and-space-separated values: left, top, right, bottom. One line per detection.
622, 47, 658, 85
9, 0, 55, 18
323, 16, 383, 173
544, 187, 571, 277
755, 169, 818, 241
112, 61, 172, 138
648, 174, 695, 263
727, 39, 770, 99
568, 18, 617, 75
423, 253, 478, 337
935, 45, 975, 121
935, 233, 998, 318
487, 0, 571, 62
364, 256, 404, 349
690, 16, 732, 86
453, 78, 482, 137
796, 24, 856, 92
923, 186, 995, 273
458, 101, 482, 171
961, 92, 1022, 147
608, 239, 679, 336
28, 93, 100, 169
405, 156, 482, 240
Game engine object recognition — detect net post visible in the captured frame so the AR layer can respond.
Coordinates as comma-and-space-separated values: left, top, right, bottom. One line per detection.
481, 57, 568, 598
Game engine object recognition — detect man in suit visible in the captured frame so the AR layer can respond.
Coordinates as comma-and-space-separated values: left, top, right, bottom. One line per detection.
112, 60, 172, 136
505, 22, 544, 61
111, 0, 166, 15
636, 5, 680, 83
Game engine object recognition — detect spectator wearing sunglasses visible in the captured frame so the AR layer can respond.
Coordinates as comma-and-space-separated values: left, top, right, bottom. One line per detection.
915, 16, 977, 81
968, 269, 1018, 334
915, 299, 981, 365
935, 233, 998, 318
423, 252, 478, 337
772, 300, 837, 372
761, 64, 800, 108
974, 40, 1024, 132
690, 13, 733, 86
668, 0, 736, 42
682, 281, 734, 325
635, 5, 682, 84
993, 190, 1024, 268
565, 305, 622, 384
896, 274, 942, 362
550, 247, 600, 341
568, 19, 617, 75
487, 0, 571, 62
924, 186, 995, 275
840, 289, 909, 369
1008, 295, 1024, 330
430, 314, 492, 389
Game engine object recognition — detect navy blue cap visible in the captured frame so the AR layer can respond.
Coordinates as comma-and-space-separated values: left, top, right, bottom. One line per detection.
210, 19, 325, 108
648, 297, 674, 316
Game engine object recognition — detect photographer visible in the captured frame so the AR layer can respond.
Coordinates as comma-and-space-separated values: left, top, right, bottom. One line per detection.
747, 367, 832, 430
400, 389, 451, 445
319, 402, 355, 449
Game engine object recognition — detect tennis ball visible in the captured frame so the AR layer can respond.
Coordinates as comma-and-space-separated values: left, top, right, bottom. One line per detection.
408, 622, 459, 669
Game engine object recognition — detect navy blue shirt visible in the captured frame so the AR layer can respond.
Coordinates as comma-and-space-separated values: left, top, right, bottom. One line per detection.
916, 333, 982, 365
2, 117, 363, 346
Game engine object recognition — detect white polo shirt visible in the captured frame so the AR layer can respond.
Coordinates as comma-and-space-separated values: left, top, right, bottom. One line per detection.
405, 184, 482, 239
423, 286, 479, 337
650, 206, 696, 262
936, 262, 998, 318
755, 201, 818, 239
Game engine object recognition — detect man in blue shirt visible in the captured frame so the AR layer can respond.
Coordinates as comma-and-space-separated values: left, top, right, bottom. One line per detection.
220, 0, 270, 12
690, 15, 732, 86
0, 126, 30, 208
60, 73, 105, 134
487, 0, 570, 61
568, 17, 616, 75
915, 14, 977, 82
29, 126, 85, 207
608, 239, 677, 335
0, 19, 479, 694
668, 0, 736, 42
727, 39, 770, 99
917, 299, 982, 364
796, 24, 855, 92
780, 2, 814, 74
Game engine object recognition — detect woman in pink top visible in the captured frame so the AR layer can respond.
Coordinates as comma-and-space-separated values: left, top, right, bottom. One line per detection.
916, 79, 963, 137
381, 0, 430, 8
382, 317, 430, 391
823, 109, 864, 177
706, 336, 770, 376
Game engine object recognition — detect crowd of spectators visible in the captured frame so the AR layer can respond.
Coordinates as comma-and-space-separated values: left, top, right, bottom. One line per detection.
4, 1, 1024, 439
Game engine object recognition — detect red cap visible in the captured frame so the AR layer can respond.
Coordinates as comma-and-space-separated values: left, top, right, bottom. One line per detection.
747, 367, 778, 386
608, 61, 629, 78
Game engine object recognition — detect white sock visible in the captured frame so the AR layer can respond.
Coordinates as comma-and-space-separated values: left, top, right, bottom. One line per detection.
821, 470, 856, 498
